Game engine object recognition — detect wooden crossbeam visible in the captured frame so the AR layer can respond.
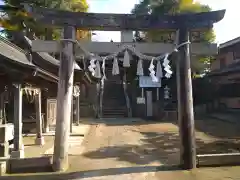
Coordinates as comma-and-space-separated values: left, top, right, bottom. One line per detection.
23, 4, 225, 30
32, 40, 218, 56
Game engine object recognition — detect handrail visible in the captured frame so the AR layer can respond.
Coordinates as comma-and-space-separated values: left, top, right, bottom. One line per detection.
99, 80, 104, 118
123, 70, 132, 117
96, 82, 101, 118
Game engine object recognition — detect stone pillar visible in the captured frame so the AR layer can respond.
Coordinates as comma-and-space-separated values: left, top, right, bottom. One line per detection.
0, 125, 10, 175
0, 93, 4, 125
35, 90, 45, 145
121, 31, 133, 42
75, 95, 80, 125
11, 83, 24, 158
70, 97, 73, 133
53, 26, 75, 171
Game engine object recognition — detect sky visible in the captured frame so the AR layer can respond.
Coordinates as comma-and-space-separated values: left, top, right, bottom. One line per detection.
88, 0, 239, 44
0, 0, 238, 44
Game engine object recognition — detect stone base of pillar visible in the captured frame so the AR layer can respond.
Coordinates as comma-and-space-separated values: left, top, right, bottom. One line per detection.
11, 145, 24, 158
52, 156, 69, 172
35, 137, 45, 146
0, 142, 9, 157
0, 161, 7, 175
44, 127, 50, 133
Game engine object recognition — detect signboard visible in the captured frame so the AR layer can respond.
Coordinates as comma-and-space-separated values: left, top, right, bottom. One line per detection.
139, 76, 161, 88
137, 97, 145, 104
46, 98, 57, 131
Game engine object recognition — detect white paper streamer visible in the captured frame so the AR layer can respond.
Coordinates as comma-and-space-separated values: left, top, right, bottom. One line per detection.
123, 50, 130, 67
94, 60, 102, 78
84, 38, 190, 81
150, 73, 159, 82
88, 58, 96, 76
163, 53, 170, 67
137, 59, 144, 76
148, 57, 158, 82
162, 53, 173, 78
102, 57, 107, 80
112, 57, 120, 75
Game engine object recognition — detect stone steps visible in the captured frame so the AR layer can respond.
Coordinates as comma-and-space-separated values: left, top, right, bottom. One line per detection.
102, 79, 127, 117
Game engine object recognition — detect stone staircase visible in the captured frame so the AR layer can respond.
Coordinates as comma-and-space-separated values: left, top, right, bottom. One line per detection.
102, 68, 127, 118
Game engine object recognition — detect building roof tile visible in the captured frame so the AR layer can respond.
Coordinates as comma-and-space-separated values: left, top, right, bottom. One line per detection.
0, 36, 34, 67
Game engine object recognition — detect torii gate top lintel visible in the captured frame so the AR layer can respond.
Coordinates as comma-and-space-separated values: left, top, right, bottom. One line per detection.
22, 4, 225, 31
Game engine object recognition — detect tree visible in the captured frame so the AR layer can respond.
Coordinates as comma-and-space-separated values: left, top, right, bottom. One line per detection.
0, 0, 91, 41
71, 0, 92, 41
132, 0, 215, 74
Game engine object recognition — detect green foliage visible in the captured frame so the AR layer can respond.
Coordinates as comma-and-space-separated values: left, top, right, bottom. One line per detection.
1, 0, 90, 40
132, 0, 216, 74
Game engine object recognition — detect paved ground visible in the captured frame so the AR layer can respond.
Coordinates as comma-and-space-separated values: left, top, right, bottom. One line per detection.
4, 118, 240, 179
22, 124, 90, 158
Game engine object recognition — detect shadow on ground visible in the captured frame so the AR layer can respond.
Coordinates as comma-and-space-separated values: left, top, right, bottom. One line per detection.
80, 117, 240, 166
82, 130, 240, 166
194, 117, 240, 139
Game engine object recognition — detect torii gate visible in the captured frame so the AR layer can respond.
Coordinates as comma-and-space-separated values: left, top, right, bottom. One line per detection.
23, 4, 225, 171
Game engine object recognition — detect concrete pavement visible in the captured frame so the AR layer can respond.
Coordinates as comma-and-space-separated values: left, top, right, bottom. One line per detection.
3, 118, 240, 179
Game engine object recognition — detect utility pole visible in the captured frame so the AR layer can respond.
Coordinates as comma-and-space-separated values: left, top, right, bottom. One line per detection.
53, 26, 76, 171
178, 28, 196, 169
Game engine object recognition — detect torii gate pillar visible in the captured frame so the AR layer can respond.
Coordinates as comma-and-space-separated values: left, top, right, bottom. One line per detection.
53, 26, 76, 171
178, 28, 196, 169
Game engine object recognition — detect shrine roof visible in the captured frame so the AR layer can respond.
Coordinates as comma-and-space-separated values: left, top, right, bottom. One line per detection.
219, 36, 240, 49
0, 36, 59, 82
0, 36, 34, 67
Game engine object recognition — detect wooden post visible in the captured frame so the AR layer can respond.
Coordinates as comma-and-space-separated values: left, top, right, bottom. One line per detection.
53, 26, 75, 171
156, 88, 159, 101
99, 81, 104, 118
178, 28, 196, 169
174, 30, 183, 166
11, 83, 24, 158
0, 93, 4, 125
35, 90, 44, 145
123, 69, 132, 117
121, 31, 133, 117
70, 97, 73, 133
95, 82, 100, 118
176, 48, 184, 166
75, 95, 80, 125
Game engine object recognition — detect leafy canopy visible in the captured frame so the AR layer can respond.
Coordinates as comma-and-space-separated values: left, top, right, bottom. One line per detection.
0, 0, 91, 41
132, 0, 215, 75
132, 0, 215, 43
